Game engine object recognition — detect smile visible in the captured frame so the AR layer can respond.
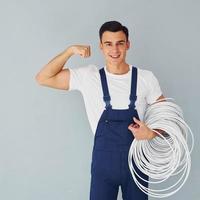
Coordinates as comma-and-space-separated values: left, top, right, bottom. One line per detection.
109, 55, 120, 59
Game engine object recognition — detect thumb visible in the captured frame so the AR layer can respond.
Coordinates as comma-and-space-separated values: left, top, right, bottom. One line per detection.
133, 117, 141, 125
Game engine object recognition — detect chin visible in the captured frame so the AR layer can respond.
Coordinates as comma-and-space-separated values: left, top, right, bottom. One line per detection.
111, 59, 123, 64
107, 58, 122, 63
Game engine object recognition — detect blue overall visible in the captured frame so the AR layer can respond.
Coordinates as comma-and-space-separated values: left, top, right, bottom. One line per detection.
89, 66, 148, 200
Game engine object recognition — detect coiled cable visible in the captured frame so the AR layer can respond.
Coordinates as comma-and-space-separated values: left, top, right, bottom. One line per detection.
128, 98, 194, 198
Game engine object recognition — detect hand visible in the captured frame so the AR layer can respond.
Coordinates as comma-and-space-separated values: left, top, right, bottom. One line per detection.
68, 45, 91, 58
128, 117, 157, 140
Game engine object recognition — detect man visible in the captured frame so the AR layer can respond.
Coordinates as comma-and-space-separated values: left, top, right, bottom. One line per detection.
36, 21, 164, 200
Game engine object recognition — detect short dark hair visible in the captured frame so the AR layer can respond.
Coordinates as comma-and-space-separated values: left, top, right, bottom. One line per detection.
99, 21, 129, 42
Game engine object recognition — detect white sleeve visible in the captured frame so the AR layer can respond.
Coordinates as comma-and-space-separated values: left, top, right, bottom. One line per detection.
146, 71, 162, 104
68, 66, 87, 91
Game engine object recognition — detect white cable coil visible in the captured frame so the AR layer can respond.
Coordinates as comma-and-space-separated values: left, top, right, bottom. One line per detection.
128, 98, 194, 198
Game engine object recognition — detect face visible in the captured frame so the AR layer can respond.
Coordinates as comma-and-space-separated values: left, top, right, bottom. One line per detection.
99, 31, 130, 67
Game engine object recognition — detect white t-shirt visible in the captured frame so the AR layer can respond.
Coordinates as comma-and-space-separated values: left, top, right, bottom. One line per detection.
68, 64, 162, 134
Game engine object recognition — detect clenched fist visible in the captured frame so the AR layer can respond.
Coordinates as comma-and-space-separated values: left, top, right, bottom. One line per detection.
68, 45, 91, 58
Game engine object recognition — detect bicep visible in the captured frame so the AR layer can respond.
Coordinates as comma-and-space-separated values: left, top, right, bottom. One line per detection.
38, 68, 70, 90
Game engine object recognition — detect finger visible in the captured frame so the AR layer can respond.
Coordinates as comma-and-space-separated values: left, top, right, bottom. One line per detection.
81, 48, 86, 57
80, 50, 85, 57
84, 46, 87, 56
128, 124, 139, 132
128, 126, 140, 139
88, 46, 91, 57
84, 48, 89, 57
87, 46, 91, 57
133, 117, 142, 126
86, 47, 89, 57
128, 124, 133, 131
129, 122, 139, 129
133, 124, 140, 128
84, 47, 88, 57
128, 125, 135, 134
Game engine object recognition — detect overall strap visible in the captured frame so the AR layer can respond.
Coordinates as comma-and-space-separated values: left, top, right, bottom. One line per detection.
99, 68, 112, 109
129, 66, 138, 109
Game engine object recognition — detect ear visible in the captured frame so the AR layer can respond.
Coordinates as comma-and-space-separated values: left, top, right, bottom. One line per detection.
99, 41, 103, 50
126, 40, 130, 50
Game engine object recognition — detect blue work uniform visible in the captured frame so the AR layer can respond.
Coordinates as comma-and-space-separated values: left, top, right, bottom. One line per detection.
89, 66, 148, 200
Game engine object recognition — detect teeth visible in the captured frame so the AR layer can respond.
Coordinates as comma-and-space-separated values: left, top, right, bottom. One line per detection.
110, 55, 120, 58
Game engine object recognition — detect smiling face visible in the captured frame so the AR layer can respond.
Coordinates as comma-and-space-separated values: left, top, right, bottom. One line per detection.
99, 31, 130, 67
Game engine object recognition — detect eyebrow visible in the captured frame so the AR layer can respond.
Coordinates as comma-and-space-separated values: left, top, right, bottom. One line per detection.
103, 40, 126, 44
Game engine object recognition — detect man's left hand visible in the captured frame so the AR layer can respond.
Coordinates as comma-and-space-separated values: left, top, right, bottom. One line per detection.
128, 117, 157, 140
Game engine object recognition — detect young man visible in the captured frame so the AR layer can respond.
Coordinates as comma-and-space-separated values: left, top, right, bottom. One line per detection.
36, 21, 164, 200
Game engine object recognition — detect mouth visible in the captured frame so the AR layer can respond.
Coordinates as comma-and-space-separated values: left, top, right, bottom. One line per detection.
109, 55, 120, 59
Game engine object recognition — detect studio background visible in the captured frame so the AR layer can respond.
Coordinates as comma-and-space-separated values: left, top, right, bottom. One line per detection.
0, 0, 199, 199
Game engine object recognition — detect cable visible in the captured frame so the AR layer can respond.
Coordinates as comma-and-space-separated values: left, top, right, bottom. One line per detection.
128, 98, 194, 198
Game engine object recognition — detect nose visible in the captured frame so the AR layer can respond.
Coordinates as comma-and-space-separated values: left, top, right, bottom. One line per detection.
111, 44, 119, 52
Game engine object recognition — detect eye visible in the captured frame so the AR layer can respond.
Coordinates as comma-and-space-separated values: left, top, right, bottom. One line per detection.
118, 42, 125, 46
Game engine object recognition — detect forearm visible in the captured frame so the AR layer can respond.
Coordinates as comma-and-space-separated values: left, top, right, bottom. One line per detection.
36, 47, 73, 81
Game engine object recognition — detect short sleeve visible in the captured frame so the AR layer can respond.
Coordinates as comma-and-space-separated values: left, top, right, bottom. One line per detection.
146, 71, 162, 104
68, 66, 87, 91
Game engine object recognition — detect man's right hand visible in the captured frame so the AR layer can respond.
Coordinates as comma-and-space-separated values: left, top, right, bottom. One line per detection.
68, 45, 91, 58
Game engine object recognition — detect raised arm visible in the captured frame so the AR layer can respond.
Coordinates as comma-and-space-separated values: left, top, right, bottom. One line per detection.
35, 45, 91, 90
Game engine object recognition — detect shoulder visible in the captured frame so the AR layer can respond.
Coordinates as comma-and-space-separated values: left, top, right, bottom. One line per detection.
68, 64, 99, 91
137, 67, 158, 85
69, 64, 98, 74
136, 67, 162, 103
81, 64, 99, 72
137, 67, 154, 77
86, 64, 100, 74
68, 64, 99, 81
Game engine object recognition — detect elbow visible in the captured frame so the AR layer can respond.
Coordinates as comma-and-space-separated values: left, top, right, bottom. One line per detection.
35, 73, 45, 85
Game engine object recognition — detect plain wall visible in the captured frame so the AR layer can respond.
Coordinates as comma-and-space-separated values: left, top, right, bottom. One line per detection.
0, 0, 199, 199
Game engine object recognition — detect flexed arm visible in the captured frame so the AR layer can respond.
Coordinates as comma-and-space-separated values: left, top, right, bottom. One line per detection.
35, 45, 91, 90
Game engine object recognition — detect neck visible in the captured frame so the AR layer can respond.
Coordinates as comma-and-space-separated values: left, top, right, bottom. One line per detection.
105, 62, 130, 75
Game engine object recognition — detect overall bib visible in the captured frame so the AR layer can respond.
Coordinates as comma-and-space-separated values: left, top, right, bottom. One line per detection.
89, 66, 148, 200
